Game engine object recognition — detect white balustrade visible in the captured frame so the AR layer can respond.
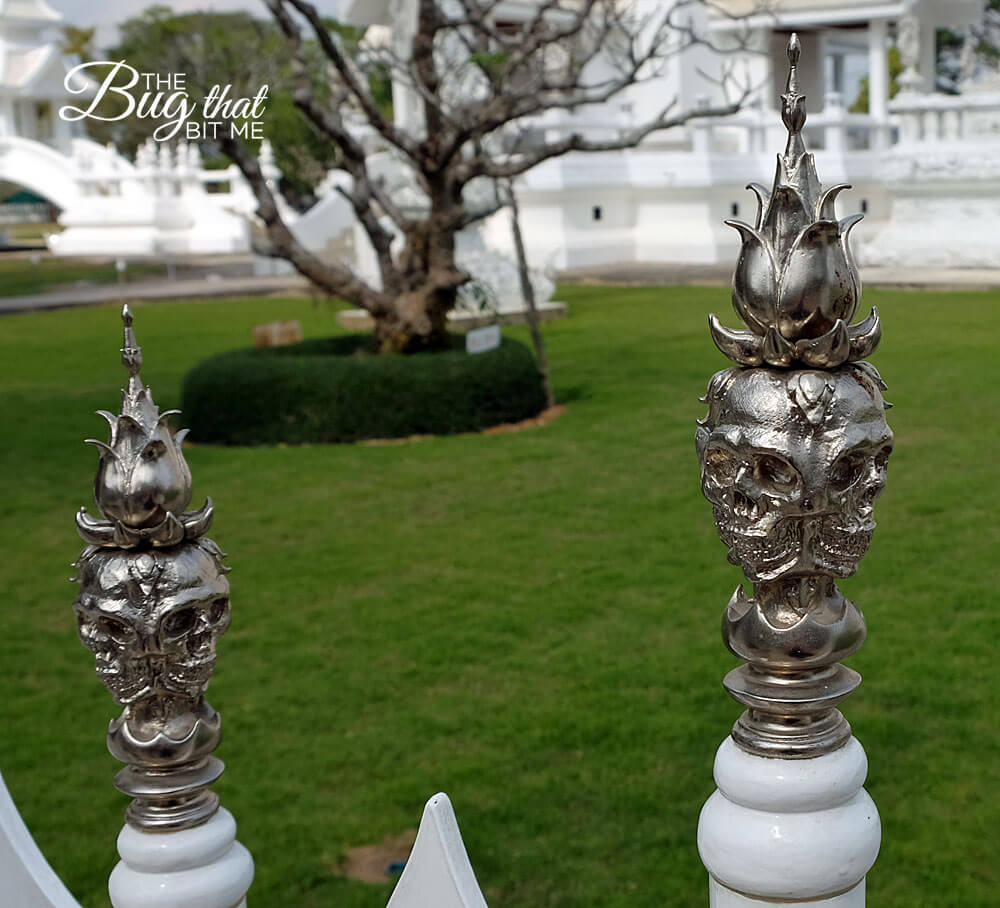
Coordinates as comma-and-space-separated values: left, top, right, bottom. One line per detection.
890, 88, 1000, 146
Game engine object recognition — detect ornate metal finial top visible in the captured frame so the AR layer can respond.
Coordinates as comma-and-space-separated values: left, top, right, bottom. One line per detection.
76, 306, 213, 548
709, 33, 881, 371
696, 34, 894, 760
72, 308, 232, 832
121, 304, 141, 377
782, 32, 806, 156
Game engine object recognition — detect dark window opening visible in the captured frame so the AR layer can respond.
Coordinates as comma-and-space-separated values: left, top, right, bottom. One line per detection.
592, 206, 602, 221
861, 199, 869, 214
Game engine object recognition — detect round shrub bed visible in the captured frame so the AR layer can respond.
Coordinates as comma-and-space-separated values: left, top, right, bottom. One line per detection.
181, 333, 547, 445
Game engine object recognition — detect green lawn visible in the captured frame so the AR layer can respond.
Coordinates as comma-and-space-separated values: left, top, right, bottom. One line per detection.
0, 257, 165, 297
0, 286, 997, 907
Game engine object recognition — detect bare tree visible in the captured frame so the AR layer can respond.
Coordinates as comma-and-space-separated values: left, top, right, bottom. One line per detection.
223, 0, 753, 353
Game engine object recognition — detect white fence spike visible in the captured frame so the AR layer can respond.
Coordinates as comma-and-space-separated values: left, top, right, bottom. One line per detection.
0, 771, 83, 908
386, 793, 489, 908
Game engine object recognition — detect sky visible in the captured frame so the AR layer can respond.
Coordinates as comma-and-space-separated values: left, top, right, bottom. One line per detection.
56, 0, 343, 50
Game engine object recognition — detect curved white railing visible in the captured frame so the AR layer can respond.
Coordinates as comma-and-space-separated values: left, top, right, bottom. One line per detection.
0, 773, 488, 907
0, 771, 82, 908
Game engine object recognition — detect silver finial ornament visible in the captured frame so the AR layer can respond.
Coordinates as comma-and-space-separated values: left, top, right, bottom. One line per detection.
710, 32, 880, 370
697, 36, 893, 758
73, 306, 232, 830
76, 306, 213, 548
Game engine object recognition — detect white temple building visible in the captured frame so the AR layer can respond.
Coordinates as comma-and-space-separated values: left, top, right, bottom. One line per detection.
2, 0, 997, 271
327, 0, 999, 271
0, 0, 267, 256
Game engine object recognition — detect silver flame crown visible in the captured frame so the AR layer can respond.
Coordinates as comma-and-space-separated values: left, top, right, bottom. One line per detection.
710, 33, 881, 369
76, 305, 213, 548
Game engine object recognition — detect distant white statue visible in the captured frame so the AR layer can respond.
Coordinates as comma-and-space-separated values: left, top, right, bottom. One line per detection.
897, 14, 923, 92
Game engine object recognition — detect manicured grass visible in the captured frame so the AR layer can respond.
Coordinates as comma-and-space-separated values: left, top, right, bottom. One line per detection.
0, 256, 165, 296
0, 287, 997, 907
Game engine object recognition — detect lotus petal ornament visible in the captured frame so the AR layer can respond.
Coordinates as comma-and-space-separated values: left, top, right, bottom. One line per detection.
710, 35, 880, 368
76, 305, 213, 547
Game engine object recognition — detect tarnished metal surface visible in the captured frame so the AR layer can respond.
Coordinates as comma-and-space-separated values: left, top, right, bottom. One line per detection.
698, 36, 893, 759
73, 306, 232, 831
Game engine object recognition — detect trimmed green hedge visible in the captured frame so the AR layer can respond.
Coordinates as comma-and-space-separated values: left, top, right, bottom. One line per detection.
181, 333, 547, 445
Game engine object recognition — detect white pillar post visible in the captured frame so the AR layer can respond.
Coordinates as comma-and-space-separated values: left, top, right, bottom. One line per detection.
868, 19, 890, 148
919, 20, 937, 94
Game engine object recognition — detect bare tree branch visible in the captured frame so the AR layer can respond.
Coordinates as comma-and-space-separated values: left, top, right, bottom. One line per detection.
231, 0, 766, 352
220, 135, 390, 317
269, 0, 419, 157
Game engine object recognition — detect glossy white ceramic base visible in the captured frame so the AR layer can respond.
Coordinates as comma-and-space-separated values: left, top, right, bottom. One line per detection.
109, 808, 254, 908
698, 736, 880, 904
710, 877, 865, 906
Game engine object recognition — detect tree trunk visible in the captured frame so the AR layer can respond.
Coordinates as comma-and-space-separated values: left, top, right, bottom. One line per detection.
373, 195, 463, 354
373, 284, 455, 353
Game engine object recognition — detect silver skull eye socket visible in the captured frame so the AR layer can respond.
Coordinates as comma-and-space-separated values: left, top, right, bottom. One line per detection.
753, 454, 800, 496
704, 446, 802, 501
162, 607, 197, 639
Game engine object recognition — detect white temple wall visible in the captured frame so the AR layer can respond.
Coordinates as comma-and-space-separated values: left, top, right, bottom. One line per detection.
632, 194, 733, 265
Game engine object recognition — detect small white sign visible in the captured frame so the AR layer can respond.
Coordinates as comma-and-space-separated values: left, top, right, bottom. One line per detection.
466, 324, 501, 354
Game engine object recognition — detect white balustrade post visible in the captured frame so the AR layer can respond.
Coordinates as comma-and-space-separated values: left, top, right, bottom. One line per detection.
698, 36, 889, 906
942, 108, 961, 142
898, 110, 920, 144
692, 96, 713, 154
921, 109, 940, 143
823, 92, 846, 155
71, 307, 254, 908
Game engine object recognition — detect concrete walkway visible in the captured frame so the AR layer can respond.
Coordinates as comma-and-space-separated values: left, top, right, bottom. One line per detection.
0, 273, 312, 314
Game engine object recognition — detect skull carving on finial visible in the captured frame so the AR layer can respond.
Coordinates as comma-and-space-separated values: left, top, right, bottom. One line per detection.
697, 365, 892, 585
74, 543, 231, 725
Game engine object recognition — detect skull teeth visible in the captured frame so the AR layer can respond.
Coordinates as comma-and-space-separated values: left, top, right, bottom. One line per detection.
732, 491, 761, 520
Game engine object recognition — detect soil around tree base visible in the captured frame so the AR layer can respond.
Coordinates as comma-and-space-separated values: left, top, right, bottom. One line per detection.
361, 405, 567, 446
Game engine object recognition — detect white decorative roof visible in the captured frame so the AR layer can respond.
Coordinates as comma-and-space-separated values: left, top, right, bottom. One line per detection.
1, 43, 53, 87
0, 43, 94, 95
0, 0, 62, 24
0, 0, 95, 97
